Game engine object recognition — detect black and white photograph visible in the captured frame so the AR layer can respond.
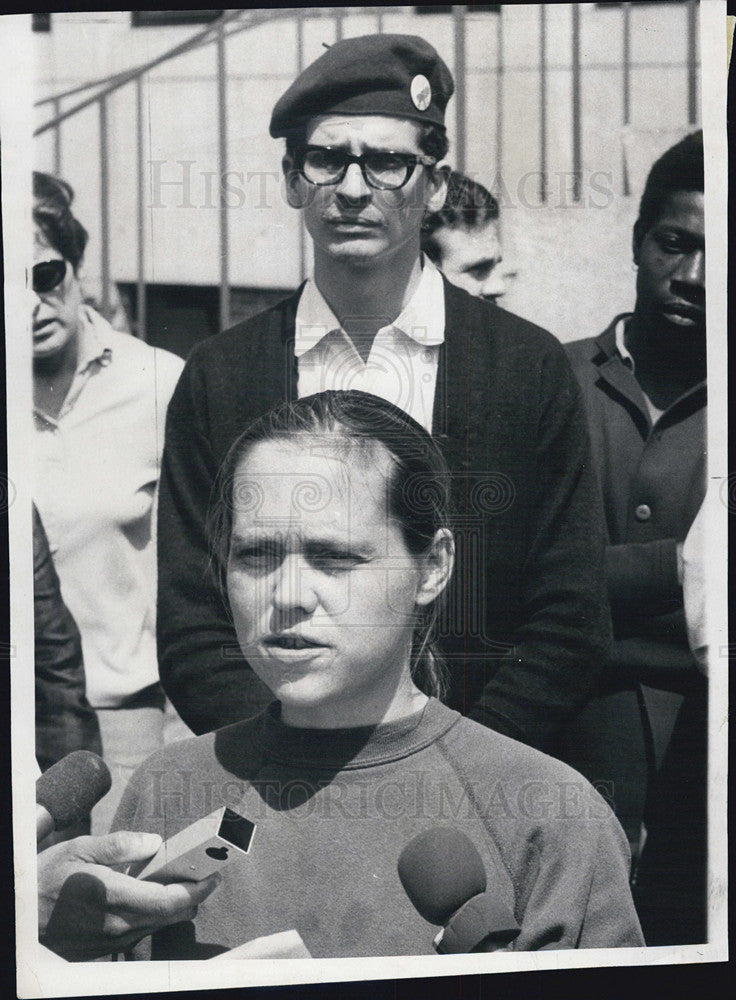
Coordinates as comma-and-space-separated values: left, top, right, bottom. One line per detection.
1, 3, 729, 996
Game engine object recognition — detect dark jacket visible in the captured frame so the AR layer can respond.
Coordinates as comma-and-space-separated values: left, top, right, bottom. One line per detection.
34, 505, 101, 771
561, 319, 706, 844
565, 319, 706, 685
157, 278, 611, 751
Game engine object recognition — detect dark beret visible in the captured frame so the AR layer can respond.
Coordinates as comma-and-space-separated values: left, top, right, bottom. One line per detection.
270, 34, 455, 139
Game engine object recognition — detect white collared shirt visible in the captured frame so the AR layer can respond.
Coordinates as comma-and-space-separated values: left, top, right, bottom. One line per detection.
614, 317, 635, 370
33, 306, 184, 707
295, 255, 445, 432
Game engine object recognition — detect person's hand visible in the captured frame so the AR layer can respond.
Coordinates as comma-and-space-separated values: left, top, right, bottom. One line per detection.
38, 830, 222, 961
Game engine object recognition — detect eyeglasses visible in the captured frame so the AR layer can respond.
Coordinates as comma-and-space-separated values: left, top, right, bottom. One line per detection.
33, 259, 67, 294
298, 145, 437, 191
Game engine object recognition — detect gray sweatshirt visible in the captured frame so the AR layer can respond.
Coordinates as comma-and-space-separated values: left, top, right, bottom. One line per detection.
113, 698, 644, 958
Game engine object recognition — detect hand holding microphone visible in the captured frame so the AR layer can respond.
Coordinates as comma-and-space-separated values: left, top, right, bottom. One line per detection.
398, 827, 520, 954
36, 752, 223, 961
38, 830, 223, 961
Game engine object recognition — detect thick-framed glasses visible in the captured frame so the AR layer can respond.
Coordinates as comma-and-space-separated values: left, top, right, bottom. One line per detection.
33, 259, 67, 294
298, 145, 437, 191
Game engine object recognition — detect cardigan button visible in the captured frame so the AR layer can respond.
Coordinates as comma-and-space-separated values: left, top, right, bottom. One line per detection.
635, 503, 652, 522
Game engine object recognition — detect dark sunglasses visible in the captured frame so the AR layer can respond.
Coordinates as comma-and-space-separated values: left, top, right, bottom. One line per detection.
298, 145, 437, 191
33, 259, 67, 294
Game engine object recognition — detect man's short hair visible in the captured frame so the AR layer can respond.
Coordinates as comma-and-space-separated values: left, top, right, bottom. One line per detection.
634, 130, 704, 247
421, 171, 499, 263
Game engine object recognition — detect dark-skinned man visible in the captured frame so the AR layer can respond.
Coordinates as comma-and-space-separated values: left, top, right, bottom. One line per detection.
560, 131, 707, 944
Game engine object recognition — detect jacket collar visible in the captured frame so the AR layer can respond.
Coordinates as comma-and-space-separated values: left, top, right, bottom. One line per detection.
591, 314, 706, 433
591, 315, 645, 414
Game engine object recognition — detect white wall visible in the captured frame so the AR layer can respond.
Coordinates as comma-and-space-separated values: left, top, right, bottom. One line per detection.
33, 5, 699, 342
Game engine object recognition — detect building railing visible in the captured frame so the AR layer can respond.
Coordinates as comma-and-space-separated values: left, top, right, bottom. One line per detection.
34, 4, 700, 340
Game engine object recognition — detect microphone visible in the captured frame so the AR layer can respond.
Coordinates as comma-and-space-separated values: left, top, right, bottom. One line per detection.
398, 827, 520, 954
36, 751, 112, 843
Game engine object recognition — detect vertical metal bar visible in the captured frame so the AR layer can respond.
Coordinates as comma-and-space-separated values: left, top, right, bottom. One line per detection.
295, 12, 304, 78
135, 76, 147, 341
622, 1, 631, 195
571, 3, 582, 203
687, 0, 698, 124
376, 11, 383, 33
335, 10, 344, 41
53, 98, 61, 176
99, 96, 111, 318
496, 5, 504, 188
539, 5, 547, 204
217, 17, 230, 331
453, 6, 467, 176
622, 2, 631, 125
296, 13, 306, 284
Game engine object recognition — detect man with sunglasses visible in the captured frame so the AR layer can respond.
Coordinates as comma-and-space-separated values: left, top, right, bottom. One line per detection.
157, 35, 611, 756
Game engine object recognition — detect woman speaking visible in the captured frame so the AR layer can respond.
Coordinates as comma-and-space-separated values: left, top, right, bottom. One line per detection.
113, 391, 643, 958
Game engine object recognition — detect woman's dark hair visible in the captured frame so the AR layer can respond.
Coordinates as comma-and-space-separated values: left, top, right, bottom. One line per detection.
207, 390, 454, 699
633, 130, 704, 251
33, 171, 89, 272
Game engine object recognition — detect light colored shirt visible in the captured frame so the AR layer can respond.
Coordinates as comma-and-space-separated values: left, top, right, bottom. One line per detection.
33, 306, 184, 707
295, 255, 445, 432
613, 317, 634, 370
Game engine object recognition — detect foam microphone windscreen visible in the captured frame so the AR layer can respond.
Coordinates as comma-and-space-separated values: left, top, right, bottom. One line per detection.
36, 751, 112, 830
397, 827, 487, 925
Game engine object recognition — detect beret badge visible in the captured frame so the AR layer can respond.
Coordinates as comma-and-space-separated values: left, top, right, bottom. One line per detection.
410, 74, 432, 112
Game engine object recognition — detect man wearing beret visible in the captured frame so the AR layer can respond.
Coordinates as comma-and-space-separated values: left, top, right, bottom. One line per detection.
157, 35, 611, 754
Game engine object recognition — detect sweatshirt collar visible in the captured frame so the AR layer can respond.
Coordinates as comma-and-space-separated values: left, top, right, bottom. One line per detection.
260, 697, 460, 770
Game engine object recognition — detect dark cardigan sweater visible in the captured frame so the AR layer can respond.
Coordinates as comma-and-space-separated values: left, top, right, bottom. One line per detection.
113, 698, 643, 958
560, 320, 707, 868
157, 279, 611, 750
